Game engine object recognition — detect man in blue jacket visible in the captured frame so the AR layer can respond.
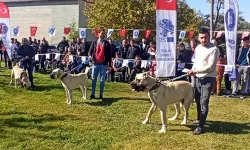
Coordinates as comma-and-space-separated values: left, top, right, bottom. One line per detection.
17, 38, 36, 88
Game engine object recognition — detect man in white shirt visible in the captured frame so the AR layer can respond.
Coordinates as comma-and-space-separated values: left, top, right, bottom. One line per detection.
188, 28, 219, 135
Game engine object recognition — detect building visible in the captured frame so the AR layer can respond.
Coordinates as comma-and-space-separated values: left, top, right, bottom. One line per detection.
3, 0, 96, 45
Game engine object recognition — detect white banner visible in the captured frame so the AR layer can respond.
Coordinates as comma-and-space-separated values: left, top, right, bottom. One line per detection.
224, 0, 239, 66
0, 2, 12, 59
12, 26, 19, 36
133, 30, 139, 39
48, 27, 56, 37
179, 31, 186, 39
79, 28, 86, 39
156, 0, 176, 77
107, 29, 114, 38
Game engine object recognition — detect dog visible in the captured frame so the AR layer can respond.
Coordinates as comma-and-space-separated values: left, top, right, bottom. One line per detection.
50, 67, 90, 104
130, 72, 194, 133
9, 64, 31, 90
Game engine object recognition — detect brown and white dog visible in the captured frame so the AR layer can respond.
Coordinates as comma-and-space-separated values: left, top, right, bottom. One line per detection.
9, 64, 31, 90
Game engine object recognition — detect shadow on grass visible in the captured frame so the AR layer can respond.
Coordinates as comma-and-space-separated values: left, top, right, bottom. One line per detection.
85, 97, 149, 106
186, 121, 250, 134
30, 85, 62, 92
0, 112, 78, 132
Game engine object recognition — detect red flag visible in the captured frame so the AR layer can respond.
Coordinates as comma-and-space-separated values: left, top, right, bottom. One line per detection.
64, 27, 71, 35
120, 29, 126, 37
145, 30, 151, 38
0, 25, 2, 34
216, 31, 224, 38
188, 30, 194, 39
242, 32, 250, 39
30, 26, 37, 36
94, 28, 99, 37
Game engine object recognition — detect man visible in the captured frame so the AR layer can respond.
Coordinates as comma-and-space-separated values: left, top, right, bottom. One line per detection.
57, 37, 69, 54
108, 38, 117, 58
118, 39, 129, 59
28, 37, 33, 45
187, 28, 219, 135
88, 29, 112, 100
17, 38, 36, 88
230, 36, 250, 96
80, 38, 90, 56
38, 40, 49, 70
139, 38, 149, 60
127, 40, 141, 74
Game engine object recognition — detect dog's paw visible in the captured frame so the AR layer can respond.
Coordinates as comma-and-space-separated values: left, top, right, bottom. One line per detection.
82, 96, 86, 100
181, 122, 187, 126
67, 102, 72, 105
158, 129, 166, 134
142, 119, 148, 124
168, 117, 177, 121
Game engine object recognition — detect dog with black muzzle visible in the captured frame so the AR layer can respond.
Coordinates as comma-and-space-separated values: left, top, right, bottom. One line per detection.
130, 72, 194, 133
50, 67, 90, 104
9, 65, 31, 90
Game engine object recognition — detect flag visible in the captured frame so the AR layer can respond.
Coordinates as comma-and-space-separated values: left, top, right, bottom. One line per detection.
179, 31, 186, 39
145, 30, 151, 38
120, 29, 126, 37
48, 27, 56, 37
188, 30, 194, 39
107, 29, 114, 38
224, 0, 239, 66
133, 30, 139, 39
0, 25, 2, 34
64, 27, 71, 35
0, 2, 12, 59
242, 32, 250, 39
30, 26, 37, 37
12, 26, 19, 36
79, 28, 87, 39
156, 0, 177, 77
94, 28, 99, 37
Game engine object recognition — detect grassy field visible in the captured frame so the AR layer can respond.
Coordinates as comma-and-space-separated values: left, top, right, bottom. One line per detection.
0, 66, 250, 150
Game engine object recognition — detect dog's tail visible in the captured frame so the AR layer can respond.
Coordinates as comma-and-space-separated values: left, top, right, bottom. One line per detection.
84, 67, 90, 74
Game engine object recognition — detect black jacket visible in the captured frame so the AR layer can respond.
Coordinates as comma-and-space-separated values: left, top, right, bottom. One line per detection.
89, 40, 112, 66
139, 43, 150, 60
17, 44, 35, 61
118, 45, 129, 59
57, 40, 69, 52
127, 46, 141, 59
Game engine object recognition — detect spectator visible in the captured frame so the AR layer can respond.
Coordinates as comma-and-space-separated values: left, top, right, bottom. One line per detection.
57, 37, 69, 54
28, 37, 33, 45
118, 39, 129, 59
139, 38, 150, 60
149, 57, 156, 77
2, 44, 8, 68
127, 40, 141, 74
38, 40, 49, 71
88, 29, 112, 100
17, 38, 36, 88
70, 38, 77, 52
230, 36, 250, 97
128, 55, 142, 83
80, 38, 90, 56
111, 52, 126, 82
109, 38, 117, 58
211, 39, 226, 96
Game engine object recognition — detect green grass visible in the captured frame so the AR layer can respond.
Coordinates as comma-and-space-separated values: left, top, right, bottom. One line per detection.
0, 66, 250, 150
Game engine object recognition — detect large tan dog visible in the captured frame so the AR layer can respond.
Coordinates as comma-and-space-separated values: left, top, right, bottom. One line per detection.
9, 65, 31, 89
50, 67, 90, 104
130, 72, 194, 133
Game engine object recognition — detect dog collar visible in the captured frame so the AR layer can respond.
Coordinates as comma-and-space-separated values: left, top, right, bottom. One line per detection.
149, 81, 161, 91
60, 73, 68, 80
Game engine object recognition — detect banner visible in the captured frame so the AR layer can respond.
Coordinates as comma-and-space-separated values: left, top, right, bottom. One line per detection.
133, 30, 139, 39
224, 0, 239, 66
0, 2, 12, 59
79, 28, 86, 38
156, 0, 177, 77
48, 27, 56, 37
12, 26, 19, 36
179, 31, 186, 39
107, 29, 114, 38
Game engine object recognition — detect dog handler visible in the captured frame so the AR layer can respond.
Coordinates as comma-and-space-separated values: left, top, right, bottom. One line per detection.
88, 29, 112, 100
187, 28, 219, 135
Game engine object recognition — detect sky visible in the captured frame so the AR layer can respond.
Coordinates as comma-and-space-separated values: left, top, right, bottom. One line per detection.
185, 0, 250, 22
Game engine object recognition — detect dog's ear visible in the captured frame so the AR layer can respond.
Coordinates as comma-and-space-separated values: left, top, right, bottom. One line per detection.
143, 72, 150, 78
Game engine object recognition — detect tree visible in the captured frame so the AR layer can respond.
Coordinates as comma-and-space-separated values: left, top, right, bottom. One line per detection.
67, 20, 79, 41
84, 0, 203, 40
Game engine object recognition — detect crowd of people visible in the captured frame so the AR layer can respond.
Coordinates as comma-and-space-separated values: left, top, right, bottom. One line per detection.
0, 29, 249, 98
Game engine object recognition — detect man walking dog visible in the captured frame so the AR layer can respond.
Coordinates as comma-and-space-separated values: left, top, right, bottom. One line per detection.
188, 28, 219, 135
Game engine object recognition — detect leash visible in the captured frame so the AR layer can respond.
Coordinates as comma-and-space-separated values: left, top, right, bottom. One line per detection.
168, 74, 188, 82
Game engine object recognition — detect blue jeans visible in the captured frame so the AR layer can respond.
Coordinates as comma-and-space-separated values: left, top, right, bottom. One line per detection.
91, 63, 107, 96
20, 60, 34, 84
